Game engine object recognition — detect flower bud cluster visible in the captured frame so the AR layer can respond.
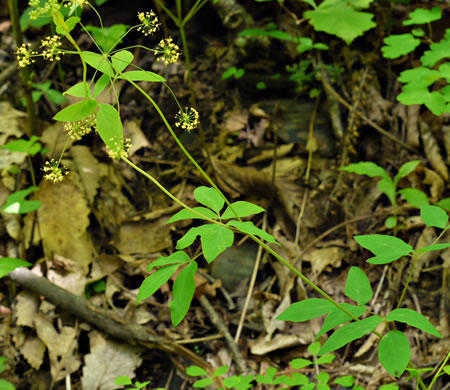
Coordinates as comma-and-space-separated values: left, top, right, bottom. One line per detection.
28, 0, 61, 20
106, 138, 132, 159
137, 11, 160, 36
42, 159, 69, 183
156, 38, 180, 65
175, 107, 200, 132
15, 44, 38, 69
63, 113, 96, 140
41, 35, 63, 62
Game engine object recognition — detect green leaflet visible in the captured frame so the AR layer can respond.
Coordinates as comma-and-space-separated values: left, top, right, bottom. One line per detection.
354, 235, 413, 264
277, 298, 335, 322
96, 104, 124, 158
226, 220, 278, 244
420, 205, 448, 229
136, 264, 179, 303
194, 186, 224, 215
53, 99, 98, 121
345, 266, 373, 305
386, 308, 441, 338
0, 258, 32, 278
319, 316, 382, 355
378, 331, 411, 377
176, 224, 234, 263
170, 261, 197, 326
221, 201, 265, 220
167, 207, 218, 223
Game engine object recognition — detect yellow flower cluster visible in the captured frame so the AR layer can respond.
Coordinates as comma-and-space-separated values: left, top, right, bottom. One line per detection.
175, 107, 200, 132
63, 113, 96, 141
15, 43, 37, 69
28, 0, 60, 20
106, 138, 132, 159
137, 11, 159, 36
156, 38, 180, 65
41, 35, 63, 62
42, 160, 69, 183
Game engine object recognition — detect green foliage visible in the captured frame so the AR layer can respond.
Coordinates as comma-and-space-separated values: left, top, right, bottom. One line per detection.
378, 331, 410, 377
341, 160, 423, 227
0, 357, 15, 390
222, 67, 245, 80
21, 81, 67, 107
381, 5, 450, 115
85, 24, 130, 53
303, 0, 376, 44
0, 258, 31, 278
1, 187, 41, 214
113, 375, 152, 389
353, 235, 413, 264
1, 136, 42, 156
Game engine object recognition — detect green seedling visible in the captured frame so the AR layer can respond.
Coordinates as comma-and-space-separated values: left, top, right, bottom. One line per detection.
221, 67, 245, 80
341, 160, 427, 228
381, 6, 450, 115
114, 375, 155, 390
21, 81, 67, 107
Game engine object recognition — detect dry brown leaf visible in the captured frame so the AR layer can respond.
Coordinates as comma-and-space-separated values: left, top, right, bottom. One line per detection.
303, 247, 342, 276
123, 120, 151, 156
115, 219, 172, 255
71, 145, 101, 205
40, 122, 72, 159
47, 254, 86, 296
34, 313, 80, 382
406, 105, 421, 147
15, 291, 39, 327
20, 335, 46, 370
420, 120, 449, 181
0, 102, 26, 145
223, 109, 248, 132
81, 331, 142, 390
24, 177, 95, 273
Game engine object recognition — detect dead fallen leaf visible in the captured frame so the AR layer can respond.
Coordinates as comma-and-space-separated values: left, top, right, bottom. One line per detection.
81, 331, 142, 390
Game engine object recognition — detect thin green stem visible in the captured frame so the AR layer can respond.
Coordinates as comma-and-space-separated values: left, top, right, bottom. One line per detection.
427, 352, 450, 390
397, 227, 448, 309
122, 76, 241, 220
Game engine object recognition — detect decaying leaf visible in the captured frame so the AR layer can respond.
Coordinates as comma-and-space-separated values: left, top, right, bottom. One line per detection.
303, 247, 342, 276
81, 331, 142, 390
20, 335, 46, 370
34, 313, 80, 382
71, 145, 101, 205
420, 120, 448, 181
23, 177, 95, 273
15, 291, 39, 327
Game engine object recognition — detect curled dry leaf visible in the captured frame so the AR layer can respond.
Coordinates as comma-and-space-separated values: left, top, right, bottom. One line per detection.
420, 120, 449, 181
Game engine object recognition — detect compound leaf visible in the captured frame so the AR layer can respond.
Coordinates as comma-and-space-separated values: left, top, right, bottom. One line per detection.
403, 6, 442, 26
96, 104, 124, 158
317, 303, 367, 339
147, 251, 190, 272
305, 5, 375, 45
